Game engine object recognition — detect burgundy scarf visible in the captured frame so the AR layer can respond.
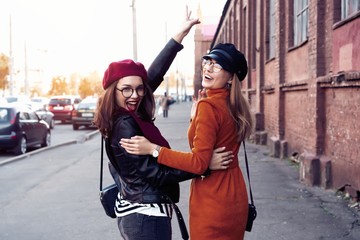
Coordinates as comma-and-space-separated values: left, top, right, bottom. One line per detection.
122, 110, 170, 148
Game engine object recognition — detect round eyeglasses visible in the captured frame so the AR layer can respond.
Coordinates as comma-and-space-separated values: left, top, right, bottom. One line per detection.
202, 59, 223, 73
116, 86, 146, 98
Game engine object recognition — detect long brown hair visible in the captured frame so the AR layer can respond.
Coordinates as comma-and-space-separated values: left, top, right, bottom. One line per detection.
93, 79, 156, 138
228, 75, 254, 142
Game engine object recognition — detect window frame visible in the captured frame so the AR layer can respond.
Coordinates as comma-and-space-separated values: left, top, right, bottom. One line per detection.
341, 0, 360, 20
293, 0, 309, 46
269, 0, 276, 59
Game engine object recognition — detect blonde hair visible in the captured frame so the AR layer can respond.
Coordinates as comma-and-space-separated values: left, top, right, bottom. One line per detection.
228, 75, 254, 142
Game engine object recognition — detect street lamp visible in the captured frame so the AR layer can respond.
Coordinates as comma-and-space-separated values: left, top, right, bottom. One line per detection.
130, 0, 138, 61
9, 15, 14, 96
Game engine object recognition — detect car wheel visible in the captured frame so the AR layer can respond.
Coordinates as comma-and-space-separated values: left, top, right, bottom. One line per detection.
73, 124, 79, 130
14, 136, 27, 155
41, 131, 51, 147
50, 119, 55, 129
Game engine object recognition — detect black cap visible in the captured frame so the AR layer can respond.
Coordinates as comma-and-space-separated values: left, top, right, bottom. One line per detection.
203, 43, 248, 81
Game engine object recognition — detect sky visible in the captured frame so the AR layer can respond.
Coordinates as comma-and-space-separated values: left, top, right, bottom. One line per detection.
0, 0, 225, 94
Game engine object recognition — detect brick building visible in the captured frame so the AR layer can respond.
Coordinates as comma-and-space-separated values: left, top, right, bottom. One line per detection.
195, 0, 360, 199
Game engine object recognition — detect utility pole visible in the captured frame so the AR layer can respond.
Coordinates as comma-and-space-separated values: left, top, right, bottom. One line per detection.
165, 21, 169, 94
176, 69, 179, 103
24, 42, 29, 96
131, 0, 138, 61
9, 15, 14, 96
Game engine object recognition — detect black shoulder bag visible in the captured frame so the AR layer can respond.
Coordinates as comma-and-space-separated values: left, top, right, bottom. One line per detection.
243, 141, 257, 232
99, 137, 119, 218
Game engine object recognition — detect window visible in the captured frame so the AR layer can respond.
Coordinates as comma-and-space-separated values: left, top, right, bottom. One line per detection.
49, 98, 71, 105
28, 112, 38, 120
269, 0, 276, 59
19, 112, 28, 120
0, 109, 9, 123
293, 0, 309, 46
342, 0, 360, 19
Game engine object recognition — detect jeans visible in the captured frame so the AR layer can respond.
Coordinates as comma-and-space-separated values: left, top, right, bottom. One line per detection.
117, 213, 172, 240
163, 109, 168, 118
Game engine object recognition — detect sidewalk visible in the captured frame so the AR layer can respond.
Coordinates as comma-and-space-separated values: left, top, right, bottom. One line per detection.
156, 101, 360, 240
2, 100, 358, 240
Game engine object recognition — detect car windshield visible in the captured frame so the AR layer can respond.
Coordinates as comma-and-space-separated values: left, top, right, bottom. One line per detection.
5, 97, 18, 103
78, 102, 96, 110
49, 98, 72, 105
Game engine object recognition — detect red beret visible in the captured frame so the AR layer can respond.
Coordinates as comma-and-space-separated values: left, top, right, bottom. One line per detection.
102, 59, 147, 89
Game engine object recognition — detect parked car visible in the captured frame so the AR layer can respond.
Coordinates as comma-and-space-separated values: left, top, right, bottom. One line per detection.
47, 95, 82, 123
13, 102, 55, 130
31, 96, 50, 109
0, 104, 51, 155
72, 97, 98, 130
5, 95, 31, 104
29, 102, 55, 129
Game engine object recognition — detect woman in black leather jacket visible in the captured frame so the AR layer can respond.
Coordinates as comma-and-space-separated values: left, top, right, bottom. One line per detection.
94, 14, 214, 240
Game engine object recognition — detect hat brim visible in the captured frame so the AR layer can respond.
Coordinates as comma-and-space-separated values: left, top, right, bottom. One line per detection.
203, 53, 233, 73
203, 53, 247, 81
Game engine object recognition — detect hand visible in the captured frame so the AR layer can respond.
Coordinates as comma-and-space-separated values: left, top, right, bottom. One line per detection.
197, 88, 207, 100
190, 89, 206, 120
172, 5, 201, 43
119, 136, 157, 155
209, 147, 234, 170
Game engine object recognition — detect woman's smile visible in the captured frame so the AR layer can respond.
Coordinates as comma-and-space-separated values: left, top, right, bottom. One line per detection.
125, 99, 140, 112
116, 76, 144, 111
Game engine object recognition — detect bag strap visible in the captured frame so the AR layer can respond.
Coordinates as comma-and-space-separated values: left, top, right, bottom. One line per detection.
164, 195, 189, 240
173, 204, 189, 240
99, 136, 104, 191
243, 141, 254, 205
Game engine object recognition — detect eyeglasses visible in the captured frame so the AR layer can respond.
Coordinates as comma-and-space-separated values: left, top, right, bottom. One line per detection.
116, 86, 146, 98
202, 59, 223, 73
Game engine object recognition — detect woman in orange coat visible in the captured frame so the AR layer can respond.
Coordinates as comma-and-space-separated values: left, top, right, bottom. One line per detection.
120, 43, 253, 240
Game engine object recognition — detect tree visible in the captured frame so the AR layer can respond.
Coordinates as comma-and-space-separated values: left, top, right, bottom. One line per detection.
69, 73, 80, 95
30, 86, 44, 98
0, 53, 9, 91
78, 77, 92, 98
77, 71, 102, 98
88, 71, 103, 97
48, 75, 68, 96
93, 82, 103, 97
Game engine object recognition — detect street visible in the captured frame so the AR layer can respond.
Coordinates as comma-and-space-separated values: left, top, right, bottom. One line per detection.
0, 102, 359, 240
0, 122, 97, 162
0, 135, 119, 240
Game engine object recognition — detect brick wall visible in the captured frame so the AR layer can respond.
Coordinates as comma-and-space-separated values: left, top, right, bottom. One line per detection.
323, 87, 360, 190
202, 0, 360, 199
332, 18, 360, 73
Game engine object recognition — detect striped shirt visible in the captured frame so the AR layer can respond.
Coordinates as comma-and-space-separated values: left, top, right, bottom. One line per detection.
115, 193, 173, 218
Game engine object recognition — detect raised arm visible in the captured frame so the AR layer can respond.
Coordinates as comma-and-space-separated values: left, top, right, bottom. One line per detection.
147, 7, 200, 91
172, 6, 201, 44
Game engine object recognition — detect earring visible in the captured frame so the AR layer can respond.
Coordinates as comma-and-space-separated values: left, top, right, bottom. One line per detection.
226, 82, 232, 89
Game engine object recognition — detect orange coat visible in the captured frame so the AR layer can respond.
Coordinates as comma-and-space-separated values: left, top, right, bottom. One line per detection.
158, 88, 249, 240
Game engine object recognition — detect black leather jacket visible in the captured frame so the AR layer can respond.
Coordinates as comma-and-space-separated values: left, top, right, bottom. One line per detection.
106, 116, 196, 203
105, 39, 197, 204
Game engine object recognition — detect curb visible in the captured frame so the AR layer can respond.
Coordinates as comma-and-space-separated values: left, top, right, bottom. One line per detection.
0, 130, 100, 167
